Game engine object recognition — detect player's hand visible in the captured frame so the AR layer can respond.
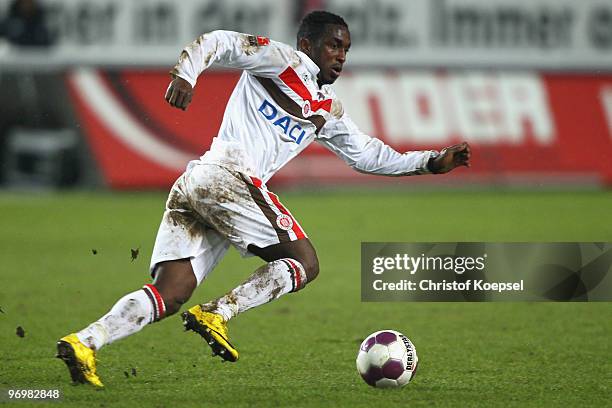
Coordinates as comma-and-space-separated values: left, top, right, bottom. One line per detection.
165, 76, 193, 111
428, 142, 471, 174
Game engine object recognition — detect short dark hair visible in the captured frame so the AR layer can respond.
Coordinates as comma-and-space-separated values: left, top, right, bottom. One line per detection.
297, 10, 348, 46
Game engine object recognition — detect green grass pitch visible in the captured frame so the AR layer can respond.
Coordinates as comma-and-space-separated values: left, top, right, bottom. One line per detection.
0, 190, 610, 407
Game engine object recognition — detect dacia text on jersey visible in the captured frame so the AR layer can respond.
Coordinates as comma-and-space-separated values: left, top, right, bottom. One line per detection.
258, 100, 306, 144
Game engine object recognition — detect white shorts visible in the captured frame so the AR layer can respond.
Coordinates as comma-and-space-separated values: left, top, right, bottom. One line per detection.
150, 163, 307, 284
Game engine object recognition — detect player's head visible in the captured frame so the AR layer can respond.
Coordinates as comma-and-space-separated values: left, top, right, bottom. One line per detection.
297, 10, 350, 85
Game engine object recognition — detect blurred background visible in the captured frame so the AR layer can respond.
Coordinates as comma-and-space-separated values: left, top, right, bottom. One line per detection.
0, 2, 610, 403
0, 0, 611, 190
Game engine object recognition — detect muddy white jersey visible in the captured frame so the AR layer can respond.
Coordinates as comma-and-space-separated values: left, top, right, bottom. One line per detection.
171, 30, 437, 183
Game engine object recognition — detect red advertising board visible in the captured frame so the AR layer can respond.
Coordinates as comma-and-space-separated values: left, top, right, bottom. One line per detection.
67, 69, 612, 188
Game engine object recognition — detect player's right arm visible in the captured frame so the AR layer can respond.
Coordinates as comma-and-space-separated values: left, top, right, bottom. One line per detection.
165, 30, 289, 111
165, 77, 193, 111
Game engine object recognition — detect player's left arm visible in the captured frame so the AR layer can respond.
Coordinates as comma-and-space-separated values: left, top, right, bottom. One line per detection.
317, 114, 471, 176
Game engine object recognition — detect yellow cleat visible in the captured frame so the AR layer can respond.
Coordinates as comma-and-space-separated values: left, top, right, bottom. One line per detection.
56, 334, 104, 387
182, 306, 239, 362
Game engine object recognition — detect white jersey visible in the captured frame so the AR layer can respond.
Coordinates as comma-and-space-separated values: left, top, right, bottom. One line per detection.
171, 30, 437, 183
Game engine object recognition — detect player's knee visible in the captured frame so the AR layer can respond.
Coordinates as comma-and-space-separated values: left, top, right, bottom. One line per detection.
301, 255, 319, 283
155, 286, 194, 318
151, 259, 197, 318
162, 294, 190, 317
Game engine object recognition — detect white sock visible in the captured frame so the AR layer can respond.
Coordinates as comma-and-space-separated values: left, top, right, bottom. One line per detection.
76, 285, 166, 350
204, 258, 307, 321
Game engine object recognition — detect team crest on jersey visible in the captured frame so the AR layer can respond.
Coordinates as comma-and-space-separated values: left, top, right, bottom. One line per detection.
276, 214, 294, 231
302, 100, 312, 117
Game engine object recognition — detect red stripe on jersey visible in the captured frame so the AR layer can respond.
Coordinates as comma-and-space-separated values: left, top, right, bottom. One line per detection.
267, 191, 306, 239
278, 67, 332, 113
144, 284, 166, 318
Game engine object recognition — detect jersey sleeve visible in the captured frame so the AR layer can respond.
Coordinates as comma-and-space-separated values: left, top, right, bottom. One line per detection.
316, 114, 438, 176
170, 30, 293, 87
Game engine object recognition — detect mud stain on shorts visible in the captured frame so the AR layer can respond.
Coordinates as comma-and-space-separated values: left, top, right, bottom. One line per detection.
166, 190, 204, 240
189, 167, 249, 240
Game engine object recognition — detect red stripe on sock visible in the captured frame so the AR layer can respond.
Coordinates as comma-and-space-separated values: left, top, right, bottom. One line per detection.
279, 259, 296, 292
142, 286, 158, 320
285, 258, 302, 291
144, 284, 166, 318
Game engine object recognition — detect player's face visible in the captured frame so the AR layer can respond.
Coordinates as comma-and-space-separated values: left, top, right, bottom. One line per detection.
311, 25, 351, 85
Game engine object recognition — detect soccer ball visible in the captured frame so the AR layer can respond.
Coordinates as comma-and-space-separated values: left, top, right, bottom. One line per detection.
356, 330, 418, 388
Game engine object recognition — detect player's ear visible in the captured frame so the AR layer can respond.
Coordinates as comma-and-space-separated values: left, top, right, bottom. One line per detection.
298, 37, 312, 55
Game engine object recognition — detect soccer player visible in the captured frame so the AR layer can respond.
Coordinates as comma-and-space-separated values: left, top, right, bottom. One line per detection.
57, 11, 470, 387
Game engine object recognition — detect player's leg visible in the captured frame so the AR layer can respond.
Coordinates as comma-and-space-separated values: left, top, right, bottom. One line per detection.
74, 259, 196, 349
56, 259, 197, 387
182, 168, 317, 361
183, 240, 317, 362
248, 238, 319, 281
197, 238, 318, 319
57, 171, 230, 386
